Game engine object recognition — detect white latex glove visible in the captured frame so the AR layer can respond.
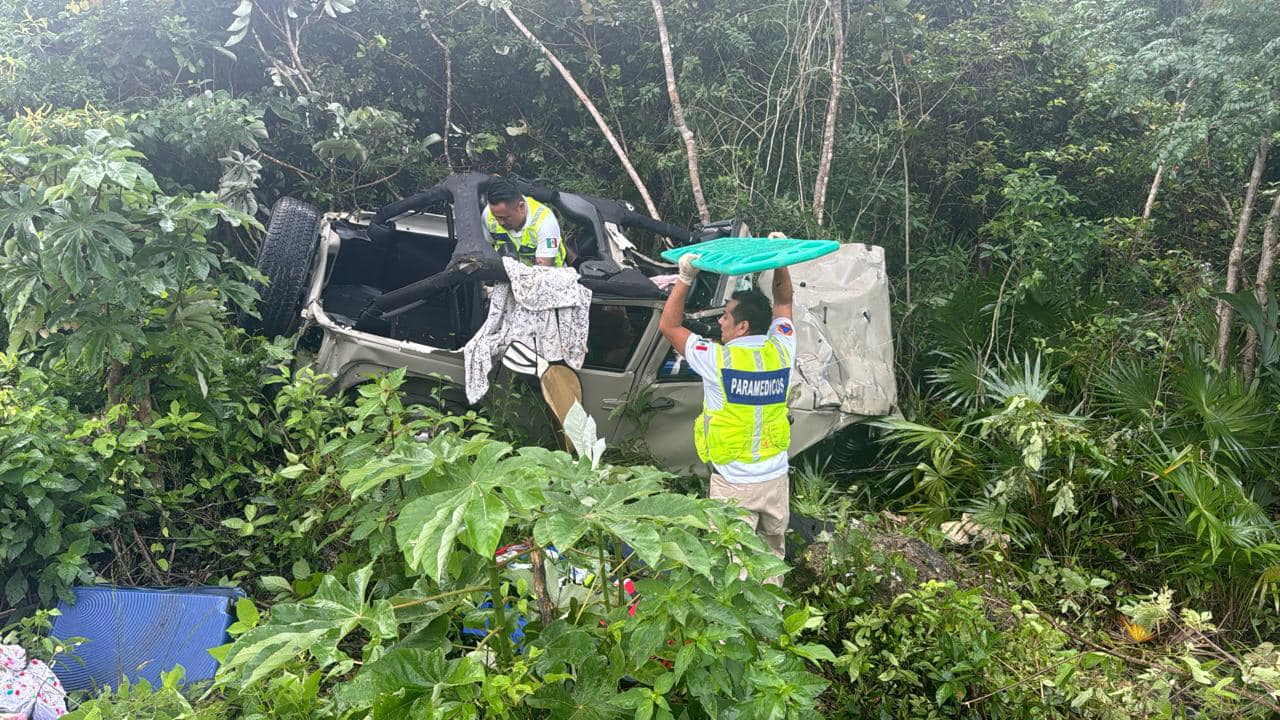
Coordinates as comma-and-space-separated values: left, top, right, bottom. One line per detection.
677, 253, 701, 286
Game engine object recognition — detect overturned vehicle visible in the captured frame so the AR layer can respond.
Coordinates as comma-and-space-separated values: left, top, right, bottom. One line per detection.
245, 172, 897, 471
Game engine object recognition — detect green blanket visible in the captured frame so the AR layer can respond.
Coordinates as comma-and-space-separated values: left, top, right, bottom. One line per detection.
660, 237, 839, 275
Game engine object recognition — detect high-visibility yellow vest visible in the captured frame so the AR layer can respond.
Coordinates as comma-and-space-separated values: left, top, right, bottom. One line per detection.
485, 196, 566, 267
694, 338, 792, 465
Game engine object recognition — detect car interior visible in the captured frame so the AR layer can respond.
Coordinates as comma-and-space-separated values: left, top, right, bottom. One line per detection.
315, 177, 742, 354
318, 195, 625, 350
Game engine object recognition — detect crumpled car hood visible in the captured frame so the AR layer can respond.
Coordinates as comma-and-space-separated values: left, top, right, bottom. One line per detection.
763, 243, 897, 417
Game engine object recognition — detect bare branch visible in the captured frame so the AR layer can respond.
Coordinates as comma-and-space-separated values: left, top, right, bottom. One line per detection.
1136, 79, 1194, 244
890, 55, 912, 304
651, 0, 709, 224
422, 17, 455, 172
812, 0, 844, 226
502, 6, 662, 220
1216, 134, 1270, 366
1244, 190, 1280, 383
260, 150, 318, 181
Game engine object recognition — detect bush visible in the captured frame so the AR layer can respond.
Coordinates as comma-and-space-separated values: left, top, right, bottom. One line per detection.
0, 356, 125, 606
214, 387, 832, 719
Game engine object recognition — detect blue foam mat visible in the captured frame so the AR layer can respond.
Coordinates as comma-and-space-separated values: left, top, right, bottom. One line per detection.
50, 585, 244, 691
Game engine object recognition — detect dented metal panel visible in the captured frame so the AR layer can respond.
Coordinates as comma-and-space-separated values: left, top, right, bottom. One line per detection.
762, 244, 897, 417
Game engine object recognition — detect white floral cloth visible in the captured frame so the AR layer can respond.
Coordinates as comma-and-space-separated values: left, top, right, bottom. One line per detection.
0, 645, 66, 720
463, 258, 592, 403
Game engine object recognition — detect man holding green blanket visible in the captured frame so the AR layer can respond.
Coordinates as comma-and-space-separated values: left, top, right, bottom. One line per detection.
658, 254, 795, 585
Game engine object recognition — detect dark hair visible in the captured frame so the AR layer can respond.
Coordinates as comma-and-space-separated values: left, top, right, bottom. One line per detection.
728, 289, 772, 335
485, 176, 521, 205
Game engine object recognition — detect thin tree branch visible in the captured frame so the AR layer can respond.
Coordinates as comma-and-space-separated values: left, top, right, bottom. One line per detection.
651, 0, 709, 224
812, 0, 844, 226
1243, 190, 1280, 383
1135, 80, 1194, 244
350, 168, 401, 193
530, 546, 556, 622
260, 151, 318, 181
890, 55, 912, 304
428, 29, 454, 172
502, 6, 662, 220
1216, 134, 1270, 366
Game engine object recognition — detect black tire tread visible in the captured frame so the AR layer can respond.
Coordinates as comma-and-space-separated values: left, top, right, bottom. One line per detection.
245, 197, 322, 338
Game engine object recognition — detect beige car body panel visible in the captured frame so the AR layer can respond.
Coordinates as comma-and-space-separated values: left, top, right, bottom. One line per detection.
299, 212, 897, 470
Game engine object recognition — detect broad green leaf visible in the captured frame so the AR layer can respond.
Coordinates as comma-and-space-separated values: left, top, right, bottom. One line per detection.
340, 459, 414, 499
659, 527, 712, 579
461, 490, 508, 561
220, 567, 377, 687
609, 519, 662, 568
626, 616, 670, 670
396, 488, 469, 580
563, 402, 603, 468
336, 647, 483, 713
789, 643, 837, 664
534, 511, 589, 553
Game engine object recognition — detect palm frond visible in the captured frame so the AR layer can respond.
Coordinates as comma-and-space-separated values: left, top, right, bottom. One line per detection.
983, 352, 1053, 406
1094, 358, 1162, 424
1251, 565, 1280, 613
1143, 444, 1279, 573
921, 278, 1000, 354
1171, 355, 1268, 465
962, 495, 1037, 548
871, 416, 965, 456
926, 349, 983, 409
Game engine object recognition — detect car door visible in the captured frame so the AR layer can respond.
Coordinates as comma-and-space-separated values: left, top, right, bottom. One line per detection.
574, 302, 658, 444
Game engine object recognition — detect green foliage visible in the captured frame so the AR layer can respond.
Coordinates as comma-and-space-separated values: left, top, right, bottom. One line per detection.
0, 0, 1279, 716
979, 165, 1108, 290
64, 668, 229, 720
0, 110, 261, 400
879, 353, 1114, 545
0, 356, 125, 606
795, 515, 1280, 719
216, 388, 827, 719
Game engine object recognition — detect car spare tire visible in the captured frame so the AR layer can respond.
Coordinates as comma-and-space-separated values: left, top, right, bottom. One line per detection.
243, 197, 322, 338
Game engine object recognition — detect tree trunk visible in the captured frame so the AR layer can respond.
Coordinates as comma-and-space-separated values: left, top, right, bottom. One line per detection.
106, 359, 125, 409
1135, 163, 1167, 241
427, 29, 454, 172
650, 0, 709, 225
1243, 191, 1280, 384
1215, 134, 1270, 366
530, 546, 556, 623
503, 7, 662, 221
1135, 83, 1192, 244
812, 0, 845, 227
890, 56, 911, 303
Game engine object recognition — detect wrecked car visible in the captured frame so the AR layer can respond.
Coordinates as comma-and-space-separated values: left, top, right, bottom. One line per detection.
244, 172, 897, 471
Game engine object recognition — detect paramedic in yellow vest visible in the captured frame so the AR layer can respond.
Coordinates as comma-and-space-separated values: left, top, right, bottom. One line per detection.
658, 253, 796, 585
482, 177, 566, 267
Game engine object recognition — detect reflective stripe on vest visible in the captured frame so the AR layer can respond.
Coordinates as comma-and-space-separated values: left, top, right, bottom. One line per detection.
693, 337, 792, 465
486, 196, 565, 266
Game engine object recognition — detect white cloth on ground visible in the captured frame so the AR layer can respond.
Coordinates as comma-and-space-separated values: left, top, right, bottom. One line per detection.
0, 645, 67, 720
463, 257, 592, 403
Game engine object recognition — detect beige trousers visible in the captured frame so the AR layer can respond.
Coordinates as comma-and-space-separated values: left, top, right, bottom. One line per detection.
710, 471, 789, 586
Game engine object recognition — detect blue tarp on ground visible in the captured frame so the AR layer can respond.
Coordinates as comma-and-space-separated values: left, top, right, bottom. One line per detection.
50, 585, 243, 692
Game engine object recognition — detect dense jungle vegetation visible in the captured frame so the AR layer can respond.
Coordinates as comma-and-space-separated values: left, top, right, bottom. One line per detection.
2, 0, 1280, 717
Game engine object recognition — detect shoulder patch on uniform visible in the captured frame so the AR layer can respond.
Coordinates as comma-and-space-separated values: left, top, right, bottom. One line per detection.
694, 341, 709, 352
546, 236, 559, 249
777, 322, 794, 336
